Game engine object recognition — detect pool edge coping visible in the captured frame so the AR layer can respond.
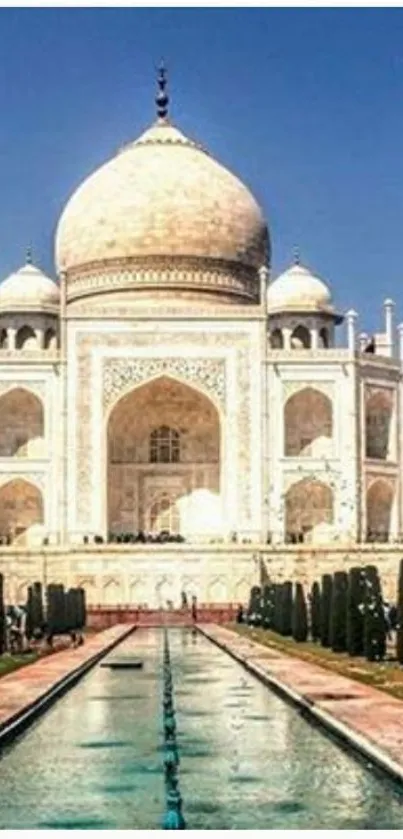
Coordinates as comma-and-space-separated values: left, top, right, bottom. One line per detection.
198, 625, 403, 789
0, 625, 136, 749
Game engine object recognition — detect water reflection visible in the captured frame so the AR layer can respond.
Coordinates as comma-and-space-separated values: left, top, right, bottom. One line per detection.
0, 628, 402, 829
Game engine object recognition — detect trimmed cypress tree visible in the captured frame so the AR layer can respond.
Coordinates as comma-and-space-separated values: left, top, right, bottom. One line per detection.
330, 571, 348, 652
247, 586, 261, 626
292, 583, 308, 642
273, 583, 283, 633
363, 565, 386, 662
78, 588, 86, 630
25, 585, 35, 641
32, 581, 44, 637
346, 566, 365, 656
310, 581, 321, 642
320, 574, 333, 647
262, 584, 275, 629
280, 581, 293, 636
396, 560, 403, 664
0, 573, 6, 655
65, 589, 77, 632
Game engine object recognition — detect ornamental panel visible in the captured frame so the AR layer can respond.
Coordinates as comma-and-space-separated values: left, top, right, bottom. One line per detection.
103, 356, 226, 411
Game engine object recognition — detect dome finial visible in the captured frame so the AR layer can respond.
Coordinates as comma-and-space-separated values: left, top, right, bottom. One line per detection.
293, 246, 300, 266
156, 61, 169, 120
26, 244, 33, 265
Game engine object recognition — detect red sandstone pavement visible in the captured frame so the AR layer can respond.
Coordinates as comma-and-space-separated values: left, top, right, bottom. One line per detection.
201, 624, 403, 772
0, 624, 132, 732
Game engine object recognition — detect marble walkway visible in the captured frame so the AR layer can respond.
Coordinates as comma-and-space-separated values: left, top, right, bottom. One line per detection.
0, 624, 133, 739
200, 624, 403, 783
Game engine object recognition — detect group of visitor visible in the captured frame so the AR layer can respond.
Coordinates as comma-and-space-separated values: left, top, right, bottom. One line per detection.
180, 591, 198, 621
85, 530, 186, 545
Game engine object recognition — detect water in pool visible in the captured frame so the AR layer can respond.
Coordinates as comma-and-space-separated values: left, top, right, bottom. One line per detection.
0, 627, 402, 829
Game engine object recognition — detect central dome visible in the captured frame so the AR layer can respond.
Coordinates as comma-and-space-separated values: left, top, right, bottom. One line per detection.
55, 114, 269, 306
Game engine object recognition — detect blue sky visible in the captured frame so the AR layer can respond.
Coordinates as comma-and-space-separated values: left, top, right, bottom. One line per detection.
1, 7, 403, 331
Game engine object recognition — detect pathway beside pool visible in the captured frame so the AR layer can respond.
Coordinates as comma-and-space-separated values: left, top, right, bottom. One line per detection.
200, 624, 403, 782
0, 624, 134, 737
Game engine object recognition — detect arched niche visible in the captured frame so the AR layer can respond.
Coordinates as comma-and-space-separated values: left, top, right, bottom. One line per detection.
365, 390, 393, 460
44, 328, 57, 350
319, 327, 329, 348
16, 325, 37, 350
366, 479, 394, 542
0, 388, 44, 457
0, 478, 44, 545
284, 387, 333, 457
106, 375, 221, 539
269, 328, 284, 349
285, 478, 334, 543
291, 324, 311, 349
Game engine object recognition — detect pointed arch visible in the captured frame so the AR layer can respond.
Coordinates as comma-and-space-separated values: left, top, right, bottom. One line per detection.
106, 375, 221, 538
269, 328, 283, 349
0, 478, 44, 545
366, 479, 394, 542
291, 324, 311, 349
319, 327, 329, 348
44, 327, 57, 350
284, 387, 333, 457
16, 325, 37, 350
0, 387, 44, 457
285, 478, 334, 543
234, 577, 251, 604
102, 578, 121, 606
207, 577, 227, 603
365, 389, 393, 460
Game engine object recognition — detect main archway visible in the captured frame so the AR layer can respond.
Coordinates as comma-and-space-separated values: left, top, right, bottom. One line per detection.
106, 376, 221, 539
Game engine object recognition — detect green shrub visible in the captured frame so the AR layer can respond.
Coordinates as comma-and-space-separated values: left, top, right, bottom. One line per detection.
273, 584, 283, 633
330, 571, 348, 652
346, 566, 365, 656
0, 573, 5, 654
280, 581, 293, 636
320, 574, 333, 647
363, 565, 386, 662
292, 583, 308, 642
77, 588, 86, 630
310, 581, 321, 642
262, 584, 275, 629
397, 560, 403, 664
247, 586, 261, 626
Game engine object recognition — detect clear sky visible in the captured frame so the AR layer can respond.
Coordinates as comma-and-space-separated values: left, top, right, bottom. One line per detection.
1, 7, 403, 332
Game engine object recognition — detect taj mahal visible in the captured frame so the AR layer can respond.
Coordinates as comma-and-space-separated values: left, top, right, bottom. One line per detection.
0, 69, 401, 608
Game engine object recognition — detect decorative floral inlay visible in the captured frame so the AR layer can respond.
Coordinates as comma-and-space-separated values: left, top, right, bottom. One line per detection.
103, 356, 226, 411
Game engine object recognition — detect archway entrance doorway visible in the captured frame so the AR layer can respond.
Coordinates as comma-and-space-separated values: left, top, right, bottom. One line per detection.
107, 376, 222, 540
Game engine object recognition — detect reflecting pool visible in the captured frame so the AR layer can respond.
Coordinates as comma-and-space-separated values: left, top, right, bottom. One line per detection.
0, 628, 402, 829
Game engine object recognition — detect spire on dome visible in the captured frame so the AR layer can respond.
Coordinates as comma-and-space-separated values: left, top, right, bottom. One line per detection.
26, 244, 33, 265
293, 246, 300, 266
156, 61, 169, 120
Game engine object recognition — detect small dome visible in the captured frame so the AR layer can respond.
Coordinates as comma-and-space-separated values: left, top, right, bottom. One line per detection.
0, 260, 59, 313
267, 261, 334, 315
55, 117, 269, 304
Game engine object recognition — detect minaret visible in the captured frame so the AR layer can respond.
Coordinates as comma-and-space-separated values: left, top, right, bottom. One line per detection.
384, 298, 395, 357
156, 62, 169, 120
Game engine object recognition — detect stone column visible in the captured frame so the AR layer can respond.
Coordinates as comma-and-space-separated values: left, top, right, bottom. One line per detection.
282, 326, 292, 350
311, 325, 319, 349
346, 310, 357, 354
384, 298, 395, 358
258, 265, 270, 310
8, 327, 16, 351
398, 323, 403, 362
